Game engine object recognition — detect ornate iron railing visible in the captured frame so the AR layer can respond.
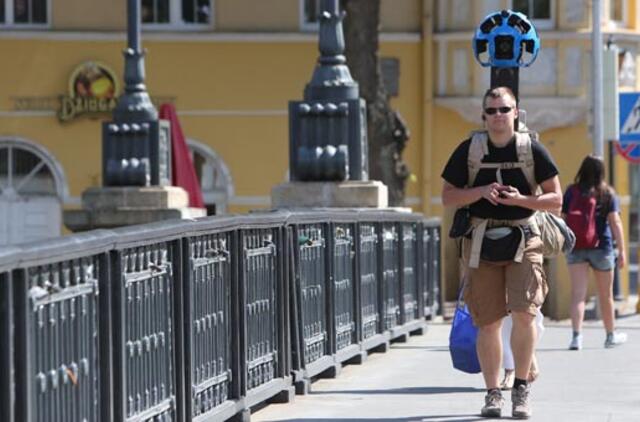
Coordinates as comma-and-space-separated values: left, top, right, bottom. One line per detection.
0, 210, 440, 422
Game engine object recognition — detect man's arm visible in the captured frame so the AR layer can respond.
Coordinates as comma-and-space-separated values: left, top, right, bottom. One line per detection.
442, 180, 503, 207
495, 175, 562, 213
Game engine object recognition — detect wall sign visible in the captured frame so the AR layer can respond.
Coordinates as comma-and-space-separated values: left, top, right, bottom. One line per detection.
58, 61, 120, 121
9, 61, 174, 123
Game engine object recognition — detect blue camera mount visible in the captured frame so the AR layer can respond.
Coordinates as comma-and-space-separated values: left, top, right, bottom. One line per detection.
472, 9, 540, 103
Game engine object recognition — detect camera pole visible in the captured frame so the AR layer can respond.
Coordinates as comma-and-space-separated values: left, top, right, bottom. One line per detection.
491, 67, 519, 104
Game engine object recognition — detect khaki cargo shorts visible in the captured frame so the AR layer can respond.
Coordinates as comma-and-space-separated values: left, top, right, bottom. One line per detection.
462, 235, 548, 327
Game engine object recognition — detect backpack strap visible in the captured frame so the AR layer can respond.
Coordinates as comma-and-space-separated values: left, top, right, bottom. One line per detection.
464, 130, 541, 269
468, 130, 536, 187
515, 131, 538, 194
467, 131, 489, 187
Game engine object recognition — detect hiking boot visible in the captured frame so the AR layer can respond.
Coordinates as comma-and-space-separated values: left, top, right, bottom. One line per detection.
605, 331, 628, 348
481, 389, 504, 418
511, 384, 532, 419
569, 333, 583, 350
500, 369, 515, 390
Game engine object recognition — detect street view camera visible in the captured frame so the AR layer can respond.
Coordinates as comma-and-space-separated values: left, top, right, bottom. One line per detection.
472, 9, 540, 119
473, 9, 539, 68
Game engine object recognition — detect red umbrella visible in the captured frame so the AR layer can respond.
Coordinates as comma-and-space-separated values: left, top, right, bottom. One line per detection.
159, 103, 205, 208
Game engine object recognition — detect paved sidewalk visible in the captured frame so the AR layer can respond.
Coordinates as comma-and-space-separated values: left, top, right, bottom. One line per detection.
253, 314, 640, 422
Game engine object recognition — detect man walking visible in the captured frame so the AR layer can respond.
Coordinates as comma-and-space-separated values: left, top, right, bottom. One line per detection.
441, 87, 562, 418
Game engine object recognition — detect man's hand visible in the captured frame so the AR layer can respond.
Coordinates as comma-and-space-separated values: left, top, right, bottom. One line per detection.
479, 182, 504, 206
494, 185, 524, 206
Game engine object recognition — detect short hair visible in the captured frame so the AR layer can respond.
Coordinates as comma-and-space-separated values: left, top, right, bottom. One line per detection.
482, 87, 517, 108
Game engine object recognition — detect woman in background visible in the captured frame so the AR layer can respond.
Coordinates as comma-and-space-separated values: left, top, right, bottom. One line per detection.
563, 155, 627, 350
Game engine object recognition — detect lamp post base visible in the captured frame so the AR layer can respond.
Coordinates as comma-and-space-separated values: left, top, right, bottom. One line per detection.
271, 181, 389, 209
63, 186, 206, 232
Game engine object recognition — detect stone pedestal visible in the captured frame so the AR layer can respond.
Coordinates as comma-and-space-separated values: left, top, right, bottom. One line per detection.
64, 186, 206, 232
271, 181, 388, 208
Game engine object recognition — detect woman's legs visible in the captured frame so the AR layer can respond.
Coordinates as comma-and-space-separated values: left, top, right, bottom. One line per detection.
569, 263, 590, 333
501, 315, 514, 370
593, 268, 615, 333
528, 309, 544, 382
500, 315, 515, 390
594, 266, 628, 347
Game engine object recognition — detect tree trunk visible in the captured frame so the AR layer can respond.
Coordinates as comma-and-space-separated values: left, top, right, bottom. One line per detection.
343, 0, 410, 206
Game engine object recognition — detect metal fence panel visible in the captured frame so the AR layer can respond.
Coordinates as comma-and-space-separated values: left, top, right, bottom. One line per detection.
380, 223, 400, 331
429, 225, 442, 316
358, 222, 380, 341
421, 225, 432, 318
330, 222, 357, 353
239, 227, 280, 392
113, 242, 176, 422
421, 220, 442, 318
295, 223, 329, 366
1, 268, 15, 422
400, 223, 419, 324
14, 256, 102, 422
184, 231, 235, 420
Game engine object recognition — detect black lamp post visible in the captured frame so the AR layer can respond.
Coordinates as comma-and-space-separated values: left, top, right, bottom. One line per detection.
289, 0, 368, 182
102, 0, 171, 187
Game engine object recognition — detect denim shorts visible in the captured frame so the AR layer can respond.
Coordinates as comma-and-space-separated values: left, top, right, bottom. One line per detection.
566, 248, 615, 271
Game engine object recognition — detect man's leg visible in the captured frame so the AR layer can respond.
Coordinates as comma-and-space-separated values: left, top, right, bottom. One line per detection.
477, 318, 503, 389
477, 317, 506, 417
505, 236, 546, 419
510, 310, 536, 419
510, 311, 536, 381
462, 238, 507, 417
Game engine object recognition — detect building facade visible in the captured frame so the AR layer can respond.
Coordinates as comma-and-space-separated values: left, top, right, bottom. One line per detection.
0, 0, 638, 317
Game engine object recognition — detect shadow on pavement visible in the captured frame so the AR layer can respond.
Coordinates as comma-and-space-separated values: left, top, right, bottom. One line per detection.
258, 416, 485, 422
311, 386, 484, 395
390, 346, 450, 351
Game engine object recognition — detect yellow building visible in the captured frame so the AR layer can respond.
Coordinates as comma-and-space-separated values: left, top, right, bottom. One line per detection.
0, 0, 637, 317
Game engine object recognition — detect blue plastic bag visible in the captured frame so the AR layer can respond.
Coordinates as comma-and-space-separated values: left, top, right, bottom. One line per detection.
449, 296, 481, 374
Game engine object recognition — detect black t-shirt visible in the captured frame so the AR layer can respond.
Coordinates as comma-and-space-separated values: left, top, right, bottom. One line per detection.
441, 136, 559, 220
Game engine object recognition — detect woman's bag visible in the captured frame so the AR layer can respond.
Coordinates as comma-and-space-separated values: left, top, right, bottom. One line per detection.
449, 290, 481, 374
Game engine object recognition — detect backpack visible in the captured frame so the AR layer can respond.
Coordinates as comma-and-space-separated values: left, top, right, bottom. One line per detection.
565, 185, 599, 249
467, 131, 573, 258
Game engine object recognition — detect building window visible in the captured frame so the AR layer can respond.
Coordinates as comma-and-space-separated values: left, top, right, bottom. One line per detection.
511, 0, 554, 29
142, 0, 213, 28
609, 0, 627, 27
0, 0, 49, 26
300, 0, 321, 31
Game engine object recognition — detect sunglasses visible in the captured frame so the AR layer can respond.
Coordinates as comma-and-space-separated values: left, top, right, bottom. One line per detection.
484, 106, 513, 115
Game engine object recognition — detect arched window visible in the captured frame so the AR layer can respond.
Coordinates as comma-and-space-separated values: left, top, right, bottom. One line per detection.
187, 139, 233, 215
0, 138, 67, 245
